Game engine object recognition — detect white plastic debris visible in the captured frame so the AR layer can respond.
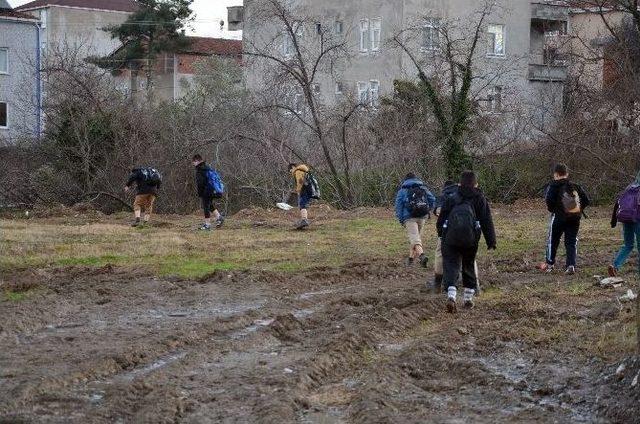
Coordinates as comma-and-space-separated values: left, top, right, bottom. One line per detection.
598, 277, 625, 288
616, 363, 626, 378
283, 368, 294, 374
619, 289, 637, 302
632, 373, 638, 387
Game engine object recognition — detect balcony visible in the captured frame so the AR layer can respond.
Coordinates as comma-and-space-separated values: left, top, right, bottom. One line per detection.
528, 63, 567, 82
531, 2, 569, 21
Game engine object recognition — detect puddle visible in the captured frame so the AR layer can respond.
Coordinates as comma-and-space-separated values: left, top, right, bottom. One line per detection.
115, 351, 187, 382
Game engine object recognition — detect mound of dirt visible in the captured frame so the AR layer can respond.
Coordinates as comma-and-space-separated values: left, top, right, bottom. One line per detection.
599, 356, 640, 423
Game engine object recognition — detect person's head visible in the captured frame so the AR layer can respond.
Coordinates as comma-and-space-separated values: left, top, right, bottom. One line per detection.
192, 154, 204, 166
444, 180, 455, 188
459, 171, 478, 188
553, 163, 568, 180
405, 172, 417, 181
288, 163, 298, 172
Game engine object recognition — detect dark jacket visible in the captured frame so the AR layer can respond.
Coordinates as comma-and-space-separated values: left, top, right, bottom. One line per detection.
545, 178, 590, 219
611, 201, 619, 228
436, 186, 497, 248
195, 162, 213, 198
126, 168, 160, 195
435, 182, 459, 213
394, 177, 436, 224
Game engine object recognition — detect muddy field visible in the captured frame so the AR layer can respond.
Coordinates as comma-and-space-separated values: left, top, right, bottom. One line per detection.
1, 205, 638, 423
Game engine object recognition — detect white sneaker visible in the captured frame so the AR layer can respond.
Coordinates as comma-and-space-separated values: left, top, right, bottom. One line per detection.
463, 288, 475, 309
446, 287, 457, 313
565, 266, 576, 275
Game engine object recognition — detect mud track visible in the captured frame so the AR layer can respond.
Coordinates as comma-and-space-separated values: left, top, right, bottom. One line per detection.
0, 261, 630, 423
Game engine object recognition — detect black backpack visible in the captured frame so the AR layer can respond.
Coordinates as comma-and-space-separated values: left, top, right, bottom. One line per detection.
304, 172, 321, 200
444, 195, 479, 247
139, 167, 162, 185
407, 185, 431, 218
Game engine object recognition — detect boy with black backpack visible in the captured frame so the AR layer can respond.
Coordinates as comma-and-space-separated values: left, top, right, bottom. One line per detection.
542, 164, 590, 275
607, 171, 640, 277
395, 173, 436, 267
437, 171, 496, 313
124, 167, 162, 227
289, 163, 320, 230
193, 154, 225, 231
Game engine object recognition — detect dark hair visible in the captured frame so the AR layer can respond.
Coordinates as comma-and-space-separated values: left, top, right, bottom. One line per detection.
460, 171, 477, 188
554, 163, 568, 176
444, 180, 455, 188
288, 163, 298, 170
405, 172, 417, 180
192, 154, 203, 162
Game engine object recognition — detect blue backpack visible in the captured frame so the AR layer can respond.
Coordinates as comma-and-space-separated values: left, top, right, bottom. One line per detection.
205, 168, 225, 198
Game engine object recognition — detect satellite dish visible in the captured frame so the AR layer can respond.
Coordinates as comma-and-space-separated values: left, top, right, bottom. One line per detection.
220, 20, 225, 31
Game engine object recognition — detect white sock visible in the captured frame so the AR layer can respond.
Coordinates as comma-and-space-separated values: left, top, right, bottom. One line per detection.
463, 288, 475, 302
447, 286, 457, 301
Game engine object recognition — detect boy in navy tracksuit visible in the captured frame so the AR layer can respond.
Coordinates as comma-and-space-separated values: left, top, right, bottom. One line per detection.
192, 154, 224, 231
542, 164, 590, 274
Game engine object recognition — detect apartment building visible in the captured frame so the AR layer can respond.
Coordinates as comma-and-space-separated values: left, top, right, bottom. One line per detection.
0, 2, 42, 145
243, 0, 570, 133
17, 0, 138, 58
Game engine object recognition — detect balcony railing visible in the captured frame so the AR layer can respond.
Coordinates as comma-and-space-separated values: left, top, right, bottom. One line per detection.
531, 2, 569, 21
528, 63, 568, 82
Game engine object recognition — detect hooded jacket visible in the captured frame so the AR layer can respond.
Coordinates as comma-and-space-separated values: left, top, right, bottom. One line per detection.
611, 177, 640, 228
126, 168, 161, 195
435, 182, 459, 212
436, 186, 497, 248
394, 177, 436, 224
195, 162, 214, 197
291, 164, 310, 194
545, 178, 590, 219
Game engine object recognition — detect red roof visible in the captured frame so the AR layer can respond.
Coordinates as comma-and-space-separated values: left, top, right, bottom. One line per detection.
0, 7, 39, 20
17, 0, 139, 13
182, 37, 242, 57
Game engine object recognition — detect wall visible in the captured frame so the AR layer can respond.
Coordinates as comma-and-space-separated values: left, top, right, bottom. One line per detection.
0, 18, 40, 145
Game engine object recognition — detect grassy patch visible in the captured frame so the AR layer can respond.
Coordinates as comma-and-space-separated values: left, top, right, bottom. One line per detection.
3, 290, 27, 302
56, 255, 128, 267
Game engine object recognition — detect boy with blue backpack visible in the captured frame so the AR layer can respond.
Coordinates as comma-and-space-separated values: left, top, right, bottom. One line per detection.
608, 171, 640, 277
395, 173, 436, 267
192, 154, 225, 231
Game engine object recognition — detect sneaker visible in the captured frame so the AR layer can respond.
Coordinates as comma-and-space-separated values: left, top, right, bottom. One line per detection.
541, 263, 554, 273
607, 265, 617, 277
418, 253, 428, 268
446, 298, 457, 313
131, 219, 141, 227
565, 266, 576, 275
295, 219, 310, 230
198, 224, 211, 231
406, 257, 415, 267
215, 216, 225, 228
463, 288, 475, 309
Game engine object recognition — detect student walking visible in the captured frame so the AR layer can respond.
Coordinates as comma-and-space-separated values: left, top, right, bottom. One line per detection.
395, 173, 436, 267
124, 167, 162, 227
432, 180, 458, 290
437, 171, 496, 313
289, 163, 319, 230
192, 154, 225, 231
542, 164, 590, 275
608, 171, 640, 277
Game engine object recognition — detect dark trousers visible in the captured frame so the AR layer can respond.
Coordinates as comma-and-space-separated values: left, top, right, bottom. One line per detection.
442, 242, 478, 290
201, 196, 216, 219
546, 215, 580, 267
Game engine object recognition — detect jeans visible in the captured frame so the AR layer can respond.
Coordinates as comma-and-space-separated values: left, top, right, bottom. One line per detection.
613, 222, 640, 271
546, 215, 580, 267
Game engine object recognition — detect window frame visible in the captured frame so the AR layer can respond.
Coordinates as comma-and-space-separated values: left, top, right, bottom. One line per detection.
487, 23, 506, 57
335, 81, 344, 95
0, 48, 8, 75
359, 19, 370, 53
370, 18, 382, 52
357, 81, 368, 104
282, 22, 304, 58
421, 17, 441, 52
334, 20, 343, 35
488, 86, 503, 114
369, 80, 380, 107
0, 101, 8, 129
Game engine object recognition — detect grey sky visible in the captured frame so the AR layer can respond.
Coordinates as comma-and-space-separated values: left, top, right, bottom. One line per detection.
7, 0, 243, 39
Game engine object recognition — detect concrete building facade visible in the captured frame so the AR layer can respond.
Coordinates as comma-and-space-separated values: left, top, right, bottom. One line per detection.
243, 0, 570, 135
0, 5, 42, 145
17, 0, 138, 59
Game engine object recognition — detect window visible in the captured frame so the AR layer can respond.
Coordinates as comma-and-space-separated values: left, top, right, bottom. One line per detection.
488, 86, 502, 113
312, 83, 321, 95
0, 102, 7, 128
422, 18, 440, 51
357, 81, 368, 104
282, 23, 303, 57
0, 48, 7, 74
487, 24, 505, 56
370, 18, 381, 51
315, 22, 322, 35
359, 19, 369, 52
334, 20, 343, 35
335, 81, 344, 95
40, 9, 47, 29
369, 80, 380, 107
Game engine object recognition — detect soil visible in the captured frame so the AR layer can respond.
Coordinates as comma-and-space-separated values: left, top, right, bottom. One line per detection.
1, 256, 637, 423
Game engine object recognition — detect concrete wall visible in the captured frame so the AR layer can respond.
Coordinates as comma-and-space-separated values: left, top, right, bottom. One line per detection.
35, 6, 131, 58
0, 18, 40, 145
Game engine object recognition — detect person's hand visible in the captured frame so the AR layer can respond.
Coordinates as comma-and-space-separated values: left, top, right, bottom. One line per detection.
124, 186, 130, 193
